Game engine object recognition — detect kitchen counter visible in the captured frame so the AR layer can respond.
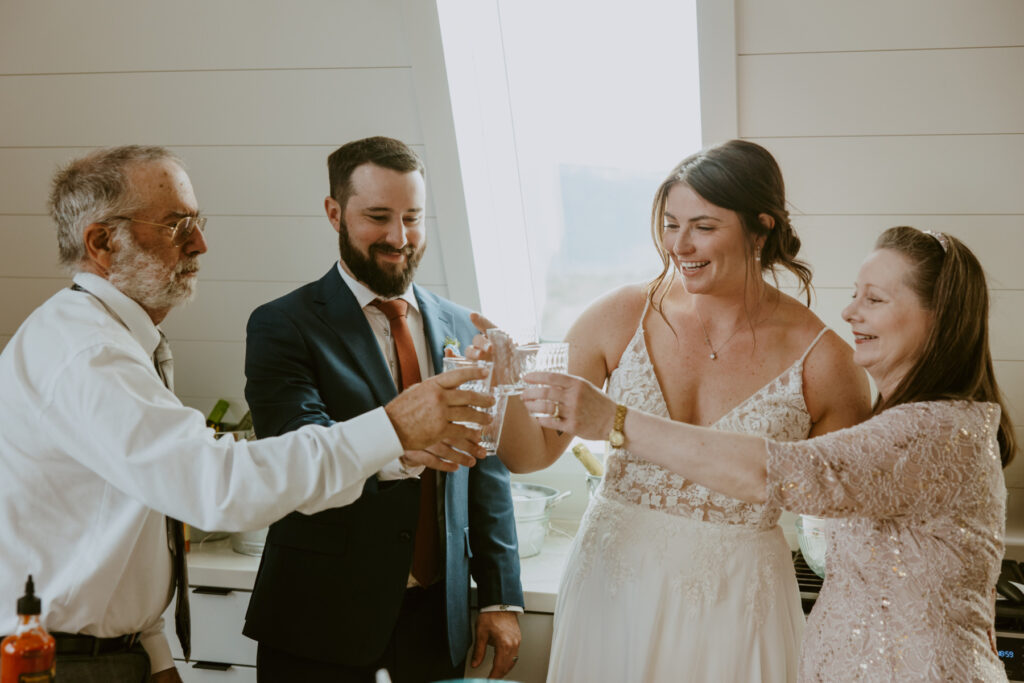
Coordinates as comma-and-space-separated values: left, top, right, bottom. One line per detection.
185, 520, 578, 614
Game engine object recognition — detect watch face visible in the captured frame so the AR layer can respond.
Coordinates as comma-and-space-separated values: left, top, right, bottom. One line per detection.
609, 431, 624, 448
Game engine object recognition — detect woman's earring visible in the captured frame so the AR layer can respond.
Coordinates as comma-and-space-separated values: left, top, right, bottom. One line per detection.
754, 246, 762, 262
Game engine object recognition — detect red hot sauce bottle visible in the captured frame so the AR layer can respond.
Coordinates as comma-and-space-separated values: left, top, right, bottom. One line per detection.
1, 576, 55, 683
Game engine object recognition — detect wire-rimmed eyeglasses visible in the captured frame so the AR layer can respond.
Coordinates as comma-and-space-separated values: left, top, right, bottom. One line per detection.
109, 214, 207, 246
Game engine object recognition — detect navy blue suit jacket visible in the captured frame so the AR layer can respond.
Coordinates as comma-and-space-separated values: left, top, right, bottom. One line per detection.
240, 266, 523, 666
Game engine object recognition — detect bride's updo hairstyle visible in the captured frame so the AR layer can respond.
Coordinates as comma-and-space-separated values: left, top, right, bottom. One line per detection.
873, 226, 1015, 466
648, 139, 812, 306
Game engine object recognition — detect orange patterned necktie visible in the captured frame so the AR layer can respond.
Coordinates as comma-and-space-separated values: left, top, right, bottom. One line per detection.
371, 299, 440, 586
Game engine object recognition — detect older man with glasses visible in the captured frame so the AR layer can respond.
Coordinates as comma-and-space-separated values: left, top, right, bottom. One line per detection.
0, 145, 494, 683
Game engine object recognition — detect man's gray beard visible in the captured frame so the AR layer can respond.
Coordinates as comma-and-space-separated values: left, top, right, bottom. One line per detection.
107, 229, 199, 312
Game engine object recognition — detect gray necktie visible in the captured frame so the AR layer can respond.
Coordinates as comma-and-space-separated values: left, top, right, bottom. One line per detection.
154, 331, 190, 660
154, 331, 175, 391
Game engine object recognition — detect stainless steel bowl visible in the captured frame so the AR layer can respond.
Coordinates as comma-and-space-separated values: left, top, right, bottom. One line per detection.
510, 482, 570, 558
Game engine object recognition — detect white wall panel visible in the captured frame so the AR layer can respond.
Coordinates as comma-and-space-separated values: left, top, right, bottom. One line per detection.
996, 361, 1024, 428
812, 288, 1024, 366
755, 135, 1024, 215
790, 215, 1024, 289
0, 0, 408, 74
196, 216, 445, 285
737, 0, 1024, 54
162, 281, 302, 343
990, 291, 1024, 362
0, 148, 80, 215
0, 277, 65, 335
0, 145, 430, 218
739, 48, 1024, 137
170, 340, 247, 400
0, 69, 420, 147
1, 213, 443, 295
1006, 449, 1024, 488
0, 216, 64, 279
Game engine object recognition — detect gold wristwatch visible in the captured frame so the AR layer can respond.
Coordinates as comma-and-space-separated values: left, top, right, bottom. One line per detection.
608, 404, 628, 449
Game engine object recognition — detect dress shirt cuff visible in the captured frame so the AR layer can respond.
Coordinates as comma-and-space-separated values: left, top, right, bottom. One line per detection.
378, 457, 426, 481
342, 407, 405, 474
139, 629, 174, 674
479, 604, 524, 614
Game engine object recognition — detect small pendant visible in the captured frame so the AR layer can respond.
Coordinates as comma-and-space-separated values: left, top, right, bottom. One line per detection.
709, 352, 717, 360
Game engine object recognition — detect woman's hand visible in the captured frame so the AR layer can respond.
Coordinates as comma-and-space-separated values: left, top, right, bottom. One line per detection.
522, 371, 618, 440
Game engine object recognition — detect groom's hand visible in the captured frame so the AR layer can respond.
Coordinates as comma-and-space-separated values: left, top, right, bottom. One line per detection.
471, 611, 521, 678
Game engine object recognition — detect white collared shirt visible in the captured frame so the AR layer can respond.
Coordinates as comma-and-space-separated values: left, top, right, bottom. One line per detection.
0, 272, 404, 672
336, 261, 434, 385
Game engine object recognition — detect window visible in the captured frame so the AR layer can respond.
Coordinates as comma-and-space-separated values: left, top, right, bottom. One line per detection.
439, 0, 701, 340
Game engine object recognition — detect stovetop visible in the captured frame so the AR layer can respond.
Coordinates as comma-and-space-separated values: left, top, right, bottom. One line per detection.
792, 552, 1024, 679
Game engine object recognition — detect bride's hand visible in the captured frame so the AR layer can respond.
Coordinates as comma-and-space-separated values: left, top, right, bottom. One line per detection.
522, 371, 618, 440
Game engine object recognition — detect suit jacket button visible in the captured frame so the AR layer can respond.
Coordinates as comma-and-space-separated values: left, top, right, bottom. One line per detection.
399, 531, 412, 541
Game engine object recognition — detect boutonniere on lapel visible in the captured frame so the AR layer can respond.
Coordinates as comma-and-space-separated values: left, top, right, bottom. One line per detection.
442, 335, 461, 355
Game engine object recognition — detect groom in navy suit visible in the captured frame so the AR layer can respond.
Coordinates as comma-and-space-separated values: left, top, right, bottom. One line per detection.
241, 137, 523, 682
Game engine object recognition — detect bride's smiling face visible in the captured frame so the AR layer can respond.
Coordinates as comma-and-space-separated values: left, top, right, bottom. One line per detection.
661, 183, 761, 297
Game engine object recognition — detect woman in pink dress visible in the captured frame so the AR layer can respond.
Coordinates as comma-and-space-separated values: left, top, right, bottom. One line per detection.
527, 226, 1015, 681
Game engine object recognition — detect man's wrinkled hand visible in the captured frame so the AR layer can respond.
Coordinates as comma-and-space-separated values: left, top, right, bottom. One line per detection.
471, 611, 521, 679
384, 367, 494, 452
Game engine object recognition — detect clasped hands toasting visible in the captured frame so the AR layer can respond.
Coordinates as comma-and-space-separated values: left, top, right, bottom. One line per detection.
412, 313, 579, 474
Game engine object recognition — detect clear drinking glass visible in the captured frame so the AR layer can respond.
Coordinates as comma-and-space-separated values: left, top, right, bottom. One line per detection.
513, 342, 569, 418
441, 357, 505, 453
509, 342, 569, 395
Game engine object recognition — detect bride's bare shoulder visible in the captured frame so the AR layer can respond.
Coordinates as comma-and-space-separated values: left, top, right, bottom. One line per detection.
772, 295, 873, 432
566, 283, 649, 361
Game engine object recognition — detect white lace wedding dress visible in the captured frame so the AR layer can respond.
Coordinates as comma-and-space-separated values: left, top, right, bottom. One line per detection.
546, 322, 829, 683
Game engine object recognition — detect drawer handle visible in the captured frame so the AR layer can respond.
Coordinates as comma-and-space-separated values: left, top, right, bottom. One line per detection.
192, 661, 233, 671
192, 586, 234, 596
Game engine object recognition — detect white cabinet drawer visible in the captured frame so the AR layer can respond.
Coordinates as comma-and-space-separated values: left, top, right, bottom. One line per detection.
163, 586, 257, 666
177, 661, 257, 683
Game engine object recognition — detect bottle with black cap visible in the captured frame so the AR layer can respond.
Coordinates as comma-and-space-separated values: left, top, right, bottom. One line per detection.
1, 575, 55, 683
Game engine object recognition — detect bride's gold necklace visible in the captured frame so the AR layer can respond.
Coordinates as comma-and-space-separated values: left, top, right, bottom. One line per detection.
694, 306, 744, 360
692, 287, 768, 361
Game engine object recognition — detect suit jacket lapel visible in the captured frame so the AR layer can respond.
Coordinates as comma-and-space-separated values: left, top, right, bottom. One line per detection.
415, 285, 456, 376
313, 267, 398, 406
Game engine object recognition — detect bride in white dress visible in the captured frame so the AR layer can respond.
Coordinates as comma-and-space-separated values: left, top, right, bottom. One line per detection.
480, 140, 871, 682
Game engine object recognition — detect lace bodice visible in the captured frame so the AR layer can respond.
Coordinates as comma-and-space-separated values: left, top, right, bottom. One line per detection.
767, 401, 1007, 680
602, 322, 826, 530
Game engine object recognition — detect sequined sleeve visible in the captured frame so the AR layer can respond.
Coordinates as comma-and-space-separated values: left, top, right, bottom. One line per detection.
765, 401, 1001, 518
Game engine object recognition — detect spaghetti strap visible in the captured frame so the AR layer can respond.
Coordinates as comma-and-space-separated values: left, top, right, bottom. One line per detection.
798, 327, 830, 364
637, 296, 653, 335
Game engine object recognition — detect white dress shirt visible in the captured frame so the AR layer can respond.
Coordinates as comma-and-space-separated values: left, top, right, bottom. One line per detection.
0, 272, 405, 672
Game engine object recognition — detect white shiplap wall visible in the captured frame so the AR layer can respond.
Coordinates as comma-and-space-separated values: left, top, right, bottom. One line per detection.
730, 0, 1024, 540
0, 0, 473, 423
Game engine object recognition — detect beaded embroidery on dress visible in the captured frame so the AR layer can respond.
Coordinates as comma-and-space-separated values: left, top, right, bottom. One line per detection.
546, 311, 826, 683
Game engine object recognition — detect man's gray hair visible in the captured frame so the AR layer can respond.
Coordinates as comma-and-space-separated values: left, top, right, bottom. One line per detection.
48, 145, 183, 272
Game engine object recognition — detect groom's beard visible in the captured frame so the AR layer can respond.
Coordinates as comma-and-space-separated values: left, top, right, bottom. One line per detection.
338, 220, 425, 298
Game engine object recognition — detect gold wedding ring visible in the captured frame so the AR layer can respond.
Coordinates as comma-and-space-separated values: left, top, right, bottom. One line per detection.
552, 401, 561, 420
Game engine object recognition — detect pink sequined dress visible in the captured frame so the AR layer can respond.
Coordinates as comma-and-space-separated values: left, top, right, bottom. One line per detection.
545, 320, 829, 683
767, 400, 1007, 682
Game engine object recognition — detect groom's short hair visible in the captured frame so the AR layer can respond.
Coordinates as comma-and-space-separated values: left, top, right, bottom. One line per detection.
327, 136, 425, 214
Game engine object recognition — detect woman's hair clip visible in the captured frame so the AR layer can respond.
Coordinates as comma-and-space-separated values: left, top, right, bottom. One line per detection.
921, 229, 949, 253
